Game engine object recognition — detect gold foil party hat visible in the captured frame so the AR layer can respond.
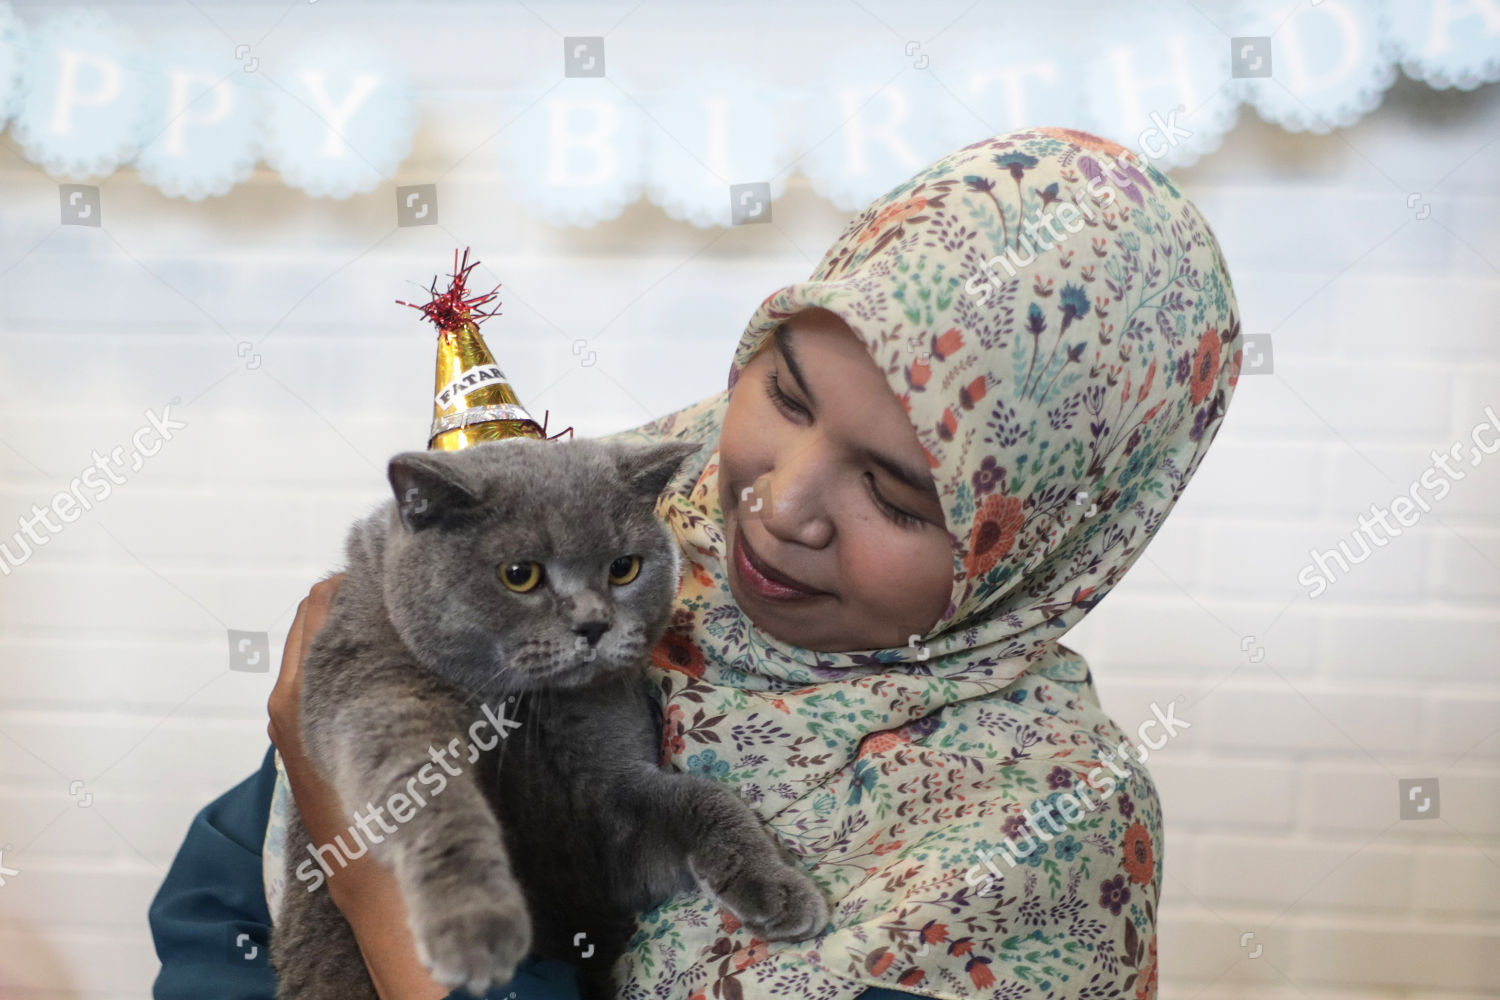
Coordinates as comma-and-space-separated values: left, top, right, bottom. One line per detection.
398, 247, 568, 451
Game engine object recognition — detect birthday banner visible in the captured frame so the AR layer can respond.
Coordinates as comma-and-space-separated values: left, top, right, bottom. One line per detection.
0, 1, 1496, 227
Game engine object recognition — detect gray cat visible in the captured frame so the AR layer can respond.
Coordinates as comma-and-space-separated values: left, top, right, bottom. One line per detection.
270, 436, 830, 1000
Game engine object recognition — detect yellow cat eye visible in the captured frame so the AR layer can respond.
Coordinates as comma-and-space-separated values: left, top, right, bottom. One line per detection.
608, 555, 641, 586
499, 561, 544, 593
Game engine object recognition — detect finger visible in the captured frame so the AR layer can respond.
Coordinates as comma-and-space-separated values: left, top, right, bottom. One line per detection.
278, 599, 310, 689
271, 576, 343, 750
268, 598, 311, 746
295, 586, 338, 679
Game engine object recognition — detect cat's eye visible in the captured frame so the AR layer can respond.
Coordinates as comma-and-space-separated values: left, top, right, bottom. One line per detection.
608, 555, 641, 586
500, 561, 544, 593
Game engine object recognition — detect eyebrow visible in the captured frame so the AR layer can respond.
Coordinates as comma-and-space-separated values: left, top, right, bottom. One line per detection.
775, 325, 940, 502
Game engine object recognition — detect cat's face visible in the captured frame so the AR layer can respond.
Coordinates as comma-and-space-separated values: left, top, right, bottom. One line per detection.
381, 437, 702, 696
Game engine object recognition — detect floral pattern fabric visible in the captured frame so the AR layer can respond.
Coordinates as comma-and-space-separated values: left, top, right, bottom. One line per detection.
263, 125, 1241, 1000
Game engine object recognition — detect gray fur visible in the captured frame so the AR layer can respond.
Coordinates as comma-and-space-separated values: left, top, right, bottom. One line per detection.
271, 437, 829, 1000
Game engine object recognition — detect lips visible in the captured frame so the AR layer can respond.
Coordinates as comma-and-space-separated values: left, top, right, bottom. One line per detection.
734, 524, 825, 598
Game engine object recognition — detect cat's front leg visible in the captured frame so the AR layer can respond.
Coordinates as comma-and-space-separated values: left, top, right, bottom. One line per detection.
303, 672, 531, 995
642, 771, 830, 941
396, 789, 532, 996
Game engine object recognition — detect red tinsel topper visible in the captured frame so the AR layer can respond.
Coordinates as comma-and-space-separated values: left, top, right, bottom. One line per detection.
397, 246, 573, 441
396, 246, 501, 337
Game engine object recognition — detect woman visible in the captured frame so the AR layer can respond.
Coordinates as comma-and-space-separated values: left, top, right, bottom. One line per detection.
150, 125, 1242, 999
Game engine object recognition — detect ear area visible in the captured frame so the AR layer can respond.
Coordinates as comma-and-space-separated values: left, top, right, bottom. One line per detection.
387, 452, 483, 533
614, 440, 704, 504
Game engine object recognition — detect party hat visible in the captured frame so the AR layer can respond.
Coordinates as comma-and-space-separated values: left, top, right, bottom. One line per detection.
398, 247, 568, 451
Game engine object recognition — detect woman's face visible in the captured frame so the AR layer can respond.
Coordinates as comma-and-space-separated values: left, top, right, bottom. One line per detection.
717, 308, 953, 652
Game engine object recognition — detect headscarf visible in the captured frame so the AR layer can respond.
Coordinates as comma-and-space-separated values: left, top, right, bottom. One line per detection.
600, 126, 1240, 999
263, 125, 1241, 999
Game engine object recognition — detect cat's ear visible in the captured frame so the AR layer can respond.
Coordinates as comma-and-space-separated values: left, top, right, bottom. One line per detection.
614, 440, 704, 503
387, 452, 483, 532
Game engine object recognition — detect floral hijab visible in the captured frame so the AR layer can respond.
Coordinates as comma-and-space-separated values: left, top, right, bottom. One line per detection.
263, 126, 1241, 999
599, 126, 1241, 999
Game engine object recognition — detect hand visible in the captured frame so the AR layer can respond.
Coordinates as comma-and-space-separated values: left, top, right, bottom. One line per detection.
268, 574, 454, 1000
267, 574, 362, 899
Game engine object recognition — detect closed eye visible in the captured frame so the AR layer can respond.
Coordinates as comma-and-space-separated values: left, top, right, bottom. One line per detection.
763, 369, 808, 420
764, 369, 925, 530
865, 472, 923, 529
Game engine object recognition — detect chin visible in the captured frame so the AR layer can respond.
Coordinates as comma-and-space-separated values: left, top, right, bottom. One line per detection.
729, 592, 809, 649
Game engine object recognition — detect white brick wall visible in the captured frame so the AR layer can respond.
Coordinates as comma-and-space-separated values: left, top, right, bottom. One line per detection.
0, 3, 1497, 999
1070, 81, 1500, 1000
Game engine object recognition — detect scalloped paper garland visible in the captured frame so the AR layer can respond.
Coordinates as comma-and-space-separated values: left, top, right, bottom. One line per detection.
0, 1, 23, 125
0, 0, 1494, 219
9, 6, 156, 181
132, 32, 259, 201
260, 40, 416, 200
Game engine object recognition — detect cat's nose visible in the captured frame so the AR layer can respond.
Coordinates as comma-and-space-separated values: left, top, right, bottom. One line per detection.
573, 621, 610, 646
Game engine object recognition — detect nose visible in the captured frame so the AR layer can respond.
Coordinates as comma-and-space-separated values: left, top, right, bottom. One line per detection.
572, 620, 610, 646
760, 440, 834, 548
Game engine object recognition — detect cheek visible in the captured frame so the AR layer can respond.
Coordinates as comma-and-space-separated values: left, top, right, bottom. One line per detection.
718, 405, 749, 479
841, 522, 951, 608
718, 385, 776, 487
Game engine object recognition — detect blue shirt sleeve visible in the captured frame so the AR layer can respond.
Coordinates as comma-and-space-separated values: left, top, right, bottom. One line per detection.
146, 743, 925, 1000
146, 743, 580, 999
147, 744, 281, 1000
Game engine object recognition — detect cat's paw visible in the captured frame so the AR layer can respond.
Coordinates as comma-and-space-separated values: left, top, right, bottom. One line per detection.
409, 888, 532, 996
707, 857, 830, 942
